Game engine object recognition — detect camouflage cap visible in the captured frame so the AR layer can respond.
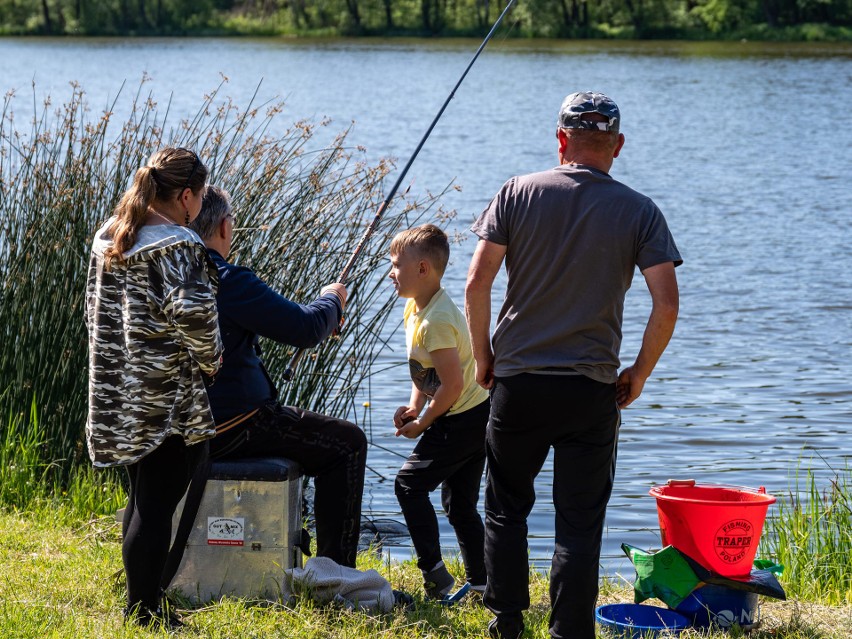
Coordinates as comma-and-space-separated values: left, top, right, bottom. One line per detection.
557, 91, 620, 134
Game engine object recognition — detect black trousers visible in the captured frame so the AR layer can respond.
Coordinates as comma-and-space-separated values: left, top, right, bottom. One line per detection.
483, 374, 619, 639
123, 435, 208, 611
394, 400, 489, 586
210, 402, 367, 568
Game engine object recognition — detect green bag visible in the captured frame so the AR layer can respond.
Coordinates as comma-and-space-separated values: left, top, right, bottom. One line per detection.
622, 543, 701, 609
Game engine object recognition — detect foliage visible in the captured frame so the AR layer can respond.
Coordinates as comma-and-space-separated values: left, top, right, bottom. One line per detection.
1, 451, 851, 636
1, 500, 851, 637
690, 0, 752, 33
0, 397, 50, 507
0, 0, 850, 37
0, 398, 125, 516
763, 465, 852, 606
0, 77, 446, 484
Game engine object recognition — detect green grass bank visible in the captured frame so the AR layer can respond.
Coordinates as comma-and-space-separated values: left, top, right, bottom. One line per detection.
0, 456, 850, 638
1, 507, 850, 638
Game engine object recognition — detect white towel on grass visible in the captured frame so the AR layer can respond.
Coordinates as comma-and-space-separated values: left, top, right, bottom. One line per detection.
282, 556, 394, 612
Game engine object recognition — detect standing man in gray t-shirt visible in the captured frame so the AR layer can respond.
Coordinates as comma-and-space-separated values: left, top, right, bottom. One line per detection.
465, 92, 682, 639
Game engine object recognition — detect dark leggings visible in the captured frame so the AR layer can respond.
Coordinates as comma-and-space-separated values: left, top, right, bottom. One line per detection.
122, 435, 208, 611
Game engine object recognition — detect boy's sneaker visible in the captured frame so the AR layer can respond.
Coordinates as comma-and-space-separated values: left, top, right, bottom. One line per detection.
437, 582, 472, 606
422, 563, 455, 600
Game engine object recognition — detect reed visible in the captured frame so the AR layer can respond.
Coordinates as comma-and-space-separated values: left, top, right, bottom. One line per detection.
0, 396, 50, 507
0, 78, 448, 485
763, 465, 852, 605
0, 396, 125, 517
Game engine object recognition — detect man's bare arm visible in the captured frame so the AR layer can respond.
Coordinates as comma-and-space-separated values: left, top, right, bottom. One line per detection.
465, 239, 506, 389
616, 261, 679, 408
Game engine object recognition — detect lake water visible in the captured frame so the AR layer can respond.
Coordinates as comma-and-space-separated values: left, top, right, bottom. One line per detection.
2, 36, 851, 577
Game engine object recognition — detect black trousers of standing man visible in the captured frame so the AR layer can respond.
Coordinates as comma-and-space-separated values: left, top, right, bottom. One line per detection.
484, 374, 619, 639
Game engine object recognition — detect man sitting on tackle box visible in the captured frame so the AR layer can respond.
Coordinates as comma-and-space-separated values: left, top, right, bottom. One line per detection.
190, 185, 367, 568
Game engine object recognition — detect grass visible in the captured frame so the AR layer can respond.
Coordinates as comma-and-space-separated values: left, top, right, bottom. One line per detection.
1, 412, 850, 636
762, 466, 852, 606
0, 504, 850, 638
1, 457, 850, 638
0, 398, 126, 518
0, 76, 450, 487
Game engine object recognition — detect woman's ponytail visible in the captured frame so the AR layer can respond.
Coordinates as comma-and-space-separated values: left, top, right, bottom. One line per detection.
104, 165, 159, 270
102, 147, 206, 270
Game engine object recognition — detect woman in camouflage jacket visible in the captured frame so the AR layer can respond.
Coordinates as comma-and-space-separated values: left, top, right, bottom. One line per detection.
85, 147, 223, 628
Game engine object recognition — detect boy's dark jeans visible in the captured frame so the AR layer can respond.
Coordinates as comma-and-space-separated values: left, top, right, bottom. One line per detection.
483, 374, 619, 639
395, 400, 489, 586
211, 402, 367, 568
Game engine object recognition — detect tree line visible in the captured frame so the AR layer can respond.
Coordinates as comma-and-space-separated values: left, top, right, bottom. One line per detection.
0, 0, 849, 40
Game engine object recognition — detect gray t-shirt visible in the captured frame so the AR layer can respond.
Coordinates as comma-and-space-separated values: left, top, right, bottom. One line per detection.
470, 164, 682, 384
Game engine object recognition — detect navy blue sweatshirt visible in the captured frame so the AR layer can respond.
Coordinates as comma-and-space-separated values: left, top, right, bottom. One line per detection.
206, 249, 343, 422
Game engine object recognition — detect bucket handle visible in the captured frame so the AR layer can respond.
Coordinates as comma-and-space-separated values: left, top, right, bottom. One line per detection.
665, 479, 696, 487
665, 479, 768, 494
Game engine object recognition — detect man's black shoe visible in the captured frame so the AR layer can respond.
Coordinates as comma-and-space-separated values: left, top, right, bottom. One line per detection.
488, 615, 524, 639
124, 602, 185, 630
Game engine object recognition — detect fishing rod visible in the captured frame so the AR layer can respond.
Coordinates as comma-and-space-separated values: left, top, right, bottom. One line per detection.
282, 0, 517, 382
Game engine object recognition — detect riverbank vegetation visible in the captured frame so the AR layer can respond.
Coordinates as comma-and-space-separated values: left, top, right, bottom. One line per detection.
0, 460, 850, 637
0, 78, 446, 486
0, 71, 849, 639
1, 405, 850, 637
0, 0, 850, 40
764, 467, 852, 606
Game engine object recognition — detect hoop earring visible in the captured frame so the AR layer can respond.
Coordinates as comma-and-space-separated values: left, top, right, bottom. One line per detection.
184, 211, 190, 226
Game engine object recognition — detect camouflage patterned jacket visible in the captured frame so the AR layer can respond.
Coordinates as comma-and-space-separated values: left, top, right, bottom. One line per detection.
85, 219, 224, 467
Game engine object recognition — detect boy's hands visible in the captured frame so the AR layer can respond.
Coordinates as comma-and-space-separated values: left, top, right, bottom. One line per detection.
393, 349, 461, 439
393, 406, 428, 439
393, 405, 418, 426
395, 418, 429, 439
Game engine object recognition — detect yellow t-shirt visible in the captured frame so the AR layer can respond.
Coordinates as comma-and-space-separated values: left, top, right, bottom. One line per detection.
404, 288, 488, 416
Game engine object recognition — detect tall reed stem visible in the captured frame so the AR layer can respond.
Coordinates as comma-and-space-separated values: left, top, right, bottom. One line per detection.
0, 78, 451, 484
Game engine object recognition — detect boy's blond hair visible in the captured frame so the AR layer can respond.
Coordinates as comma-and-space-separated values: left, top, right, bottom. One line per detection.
390, 224, 450, 276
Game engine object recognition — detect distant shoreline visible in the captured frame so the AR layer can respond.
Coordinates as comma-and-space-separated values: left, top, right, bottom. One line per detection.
1, 25, 850, 43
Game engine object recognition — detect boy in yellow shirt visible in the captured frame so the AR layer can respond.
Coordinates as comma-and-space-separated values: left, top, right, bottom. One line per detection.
389, 224, 490, 600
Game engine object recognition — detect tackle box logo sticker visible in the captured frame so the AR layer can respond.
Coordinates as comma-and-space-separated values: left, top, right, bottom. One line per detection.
207, 517, 245, 546
714, 519, 753, 564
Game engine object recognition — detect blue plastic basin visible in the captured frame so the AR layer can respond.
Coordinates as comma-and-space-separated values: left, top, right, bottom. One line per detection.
595, 603, 690, 638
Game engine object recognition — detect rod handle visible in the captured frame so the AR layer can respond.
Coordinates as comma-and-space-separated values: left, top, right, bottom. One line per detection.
282, 348, 307, 382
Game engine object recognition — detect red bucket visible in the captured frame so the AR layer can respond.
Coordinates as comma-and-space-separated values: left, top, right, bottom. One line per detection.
649, 479, 776, 578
